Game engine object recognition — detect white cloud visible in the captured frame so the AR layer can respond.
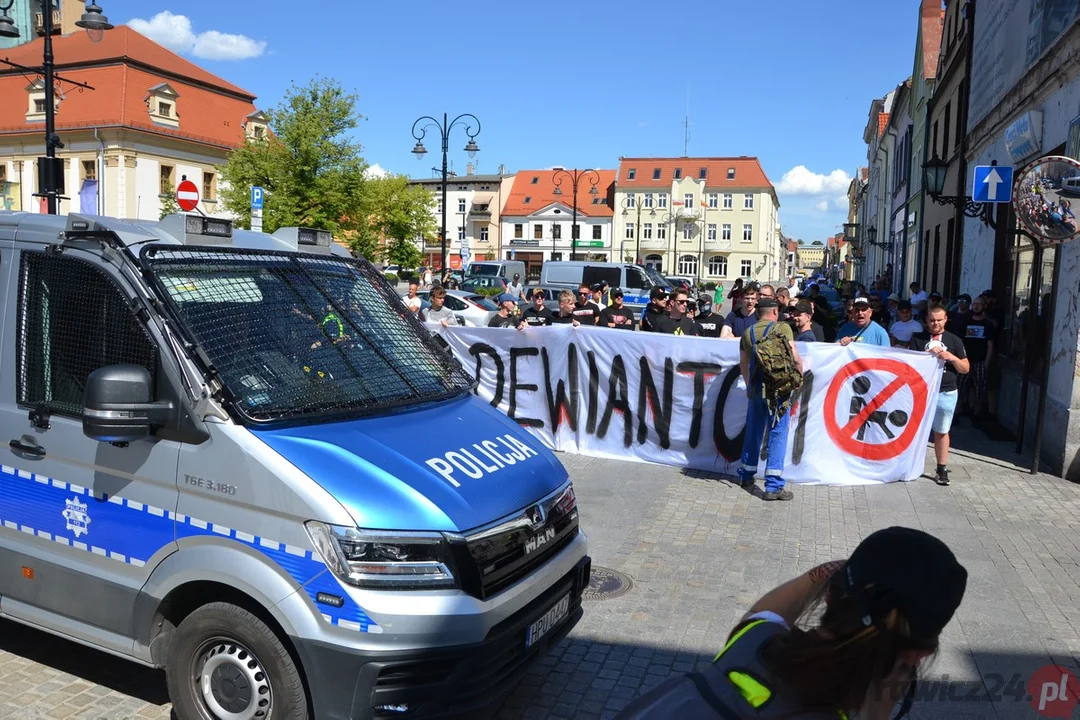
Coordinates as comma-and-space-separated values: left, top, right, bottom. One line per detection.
128, 11, 266, 60
777, 166, 853, 196
364, 163, 389, 179
815, 200, 829, 212
834, 195, 849, 211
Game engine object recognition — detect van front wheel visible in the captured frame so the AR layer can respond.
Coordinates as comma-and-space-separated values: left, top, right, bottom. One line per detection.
166, 601, 309, 720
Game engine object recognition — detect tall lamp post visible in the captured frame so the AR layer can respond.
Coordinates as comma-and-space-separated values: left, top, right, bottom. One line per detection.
0, 2, 114, 214
410, 113, 480, 274
551, 168, 599, 262
621, 196, 654, 264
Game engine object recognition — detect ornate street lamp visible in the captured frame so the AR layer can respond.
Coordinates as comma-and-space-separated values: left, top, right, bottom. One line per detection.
552, 169, 599, 262
922, 153, 997, 228
410, 112, 481, 274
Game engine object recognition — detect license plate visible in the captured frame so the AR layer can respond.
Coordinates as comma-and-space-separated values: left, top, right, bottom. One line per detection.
525, 593, 570, 649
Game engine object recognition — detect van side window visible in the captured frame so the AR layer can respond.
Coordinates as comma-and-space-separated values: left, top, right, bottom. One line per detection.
17, 252, 158, 417
626, 268, 648, 289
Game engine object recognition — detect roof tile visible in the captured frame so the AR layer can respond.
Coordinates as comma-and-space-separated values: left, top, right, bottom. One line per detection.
502, 169, 616, 218
615, 156, 774, 189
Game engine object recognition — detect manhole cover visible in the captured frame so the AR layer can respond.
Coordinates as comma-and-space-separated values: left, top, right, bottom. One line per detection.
583, 566, 633, 601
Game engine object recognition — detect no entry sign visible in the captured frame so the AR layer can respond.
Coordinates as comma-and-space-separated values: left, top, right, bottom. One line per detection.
176, 179, 200, 212
823, 357, 929, 461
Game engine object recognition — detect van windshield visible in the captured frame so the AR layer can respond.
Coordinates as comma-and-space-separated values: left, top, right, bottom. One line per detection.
644, 266, 666, 287
466, 263, 499, 276
140, 246, 474, 424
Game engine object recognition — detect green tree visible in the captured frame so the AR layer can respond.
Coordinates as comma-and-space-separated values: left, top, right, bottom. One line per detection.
217, 76, 376, 256
159, 193, 180, 219
364, 175, 435, 268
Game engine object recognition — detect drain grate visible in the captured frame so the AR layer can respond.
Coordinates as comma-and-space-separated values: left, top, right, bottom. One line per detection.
583, 566, 633, 601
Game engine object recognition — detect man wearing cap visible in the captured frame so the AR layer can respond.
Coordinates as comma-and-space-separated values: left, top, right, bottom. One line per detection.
738, 296, 801, 501
599, 288, 636, 330
507, 273, 525, 301
520, 288, 553, 327
790, 299, 822, 342
726, 282, 759, 337
695, 295, 731, 338
640, 287, 674, 333
837, 295, 891, 347
889, 301, 923, 348
573, 283, 601, 325
487, 293, 524, 329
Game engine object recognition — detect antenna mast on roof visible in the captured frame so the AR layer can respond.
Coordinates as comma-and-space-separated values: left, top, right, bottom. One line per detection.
682, 83, 691, 158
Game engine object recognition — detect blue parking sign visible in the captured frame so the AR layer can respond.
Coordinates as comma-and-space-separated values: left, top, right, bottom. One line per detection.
971, 166, 1013, 203
251, 186, 264, 210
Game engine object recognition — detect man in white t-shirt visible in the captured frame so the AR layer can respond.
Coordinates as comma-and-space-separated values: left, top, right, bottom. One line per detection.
507, 273, 525, 301
908, 281, 929, 320
889, 301, 923, 348
403, 281, 422, 315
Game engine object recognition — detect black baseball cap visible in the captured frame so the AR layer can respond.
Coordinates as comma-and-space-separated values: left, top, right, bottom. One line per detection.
650, 287, 668, 300
898, 300, 913, 311
590, 282, 604, 292
929, 291, 943, 300
745, 281, 761, 292
793, 299, 813, 315
844, 527, 967, 647
757, 297, 779, 309
610, 287, 624, 299
957, 294, 972, 304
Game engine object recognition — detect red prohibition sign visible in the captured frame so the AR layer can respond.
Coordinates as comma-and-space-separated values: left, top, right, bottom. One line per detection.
823, 357, 928, 461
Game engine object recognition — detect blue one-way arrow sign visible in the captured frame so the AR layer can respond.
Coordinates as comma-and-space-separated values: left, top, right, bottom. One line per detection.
972, 165, 1013, 203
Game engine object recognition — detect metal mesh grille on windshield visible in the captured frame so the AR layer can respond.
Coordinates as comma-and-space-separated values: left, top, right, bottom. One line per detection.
140, 246, 473, 424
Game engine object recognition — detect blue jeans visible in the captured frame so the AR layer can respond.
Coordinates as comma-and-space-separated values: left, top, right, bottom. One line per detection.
738, 385, 790, 493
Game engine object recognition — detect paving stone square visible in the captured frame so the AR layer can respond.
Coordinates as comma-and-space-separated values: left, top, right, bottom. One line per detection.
1, 420, 1078, 719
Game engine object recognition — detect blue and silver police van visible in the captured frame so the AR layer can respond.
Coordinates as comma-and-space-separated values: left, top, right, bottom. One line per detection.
0, 211, 590, 719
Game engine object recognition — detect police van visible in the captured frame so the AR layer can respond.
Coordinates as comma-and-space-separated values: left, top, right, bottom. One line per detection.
0, 211, 590, 720
539, 261, 669, 311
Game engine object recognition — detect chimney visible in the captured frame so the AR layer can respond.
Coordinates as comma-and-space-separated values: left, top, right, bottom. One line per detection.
466, 162, 475, 176
498, 163, 507, 175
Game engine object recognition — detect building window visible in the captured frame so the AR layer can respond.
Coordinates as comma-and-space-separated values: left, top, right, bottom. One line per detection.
523, 196, 531, 204
708, 255, 728, 276
435, 199, 442, 214
682, 224, 693, 240
708, 193, 718, 209
514, 223, 523, 239
458, 225, 465, 241
480, 226, 489, 241
158, 102, 172, 117
627, 169, 636, 180
592, 225, 602, 240
159, 165, 175, 195
81, 160, 96, 181
533, 224, 543, 239
626, 223, 635, 240
744, 193, 754, 209
627, 194, 637, 209
34, 99, 46, 114
643, 223, 653, 239
727, 167, 736, 180
658, 193, 668, 208
644, 192, 654, 208
531, 176, 539, 184
202, 172, 216, 201
743, 224, 753, 242
683, 193, 694, 209
698, 167, 707, 179
17, 252, 157, 417
723, 193, 733, 209
673, 168, 682, 179
551, 252, 563, 262
458, 198, 466, 212
740, 259, 752, 276
0, 165, 6, 183
722, 224, 732, 240
652, 168, 661, 180
707, 223, 717, 240
552, 224, 562, 239
677, 254, 697, 276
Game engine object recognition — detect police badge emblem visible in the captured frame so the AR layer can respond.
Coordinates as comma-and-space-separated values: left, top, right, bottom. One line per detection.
62, 496, 91, 538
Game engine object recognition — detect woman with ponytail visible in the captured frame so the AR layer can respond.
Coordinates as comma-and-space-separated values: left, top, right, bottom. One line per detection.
617, 526, 968, 720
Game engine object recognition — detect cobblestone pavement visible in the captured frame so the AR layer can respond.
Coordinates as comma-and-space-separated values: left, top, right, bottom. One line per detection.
2, 419, 1079, 719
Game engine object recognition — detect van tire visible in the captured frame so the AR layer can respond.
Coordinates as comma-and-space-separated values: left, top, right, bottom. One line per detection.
166, 601, 309, 720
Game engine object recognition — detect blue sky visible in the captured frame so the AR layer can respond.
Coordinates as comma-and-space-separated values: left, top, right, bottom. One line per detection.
108, 0, 921, 242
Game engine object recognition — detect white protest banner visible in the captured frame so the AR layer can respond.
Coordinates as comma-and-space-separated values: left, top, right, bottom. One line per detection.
432, 325, 943, 485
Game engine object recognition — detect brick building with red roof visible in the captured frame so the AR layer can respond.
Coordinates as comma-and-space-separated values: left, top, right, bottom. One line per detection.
0, 26, 264, 218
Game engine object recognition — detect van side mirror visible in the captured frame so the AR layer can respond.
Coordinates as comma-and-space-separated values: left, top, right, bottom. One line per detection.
82, 365, 174, 443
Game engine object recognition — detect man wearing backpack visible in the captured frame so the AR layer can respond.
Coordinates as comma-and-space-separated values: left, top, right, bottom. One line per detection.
738, 297, 803, 501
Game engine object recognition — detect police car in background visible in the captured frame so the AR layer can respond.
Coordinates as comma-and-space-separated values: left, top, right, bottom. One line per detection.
0, 211, 590, 720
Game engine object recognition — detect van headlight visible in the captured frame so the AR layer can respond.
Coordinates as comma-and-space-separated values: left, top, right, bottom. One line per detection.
305, 522, 456, 589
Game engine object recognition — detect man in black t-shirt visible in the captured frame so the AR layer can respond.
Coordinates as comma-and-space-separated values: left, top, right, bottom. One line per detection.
551, 289, 581, 326
960, 297, 997, 419
914, 304, 970, 487
695, 296, 729, 338
599, 288, 636, 329
520, 288, 554, 327
573, 283, 601, 326
640, 286, 674, 333
666, 287, 700, 336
